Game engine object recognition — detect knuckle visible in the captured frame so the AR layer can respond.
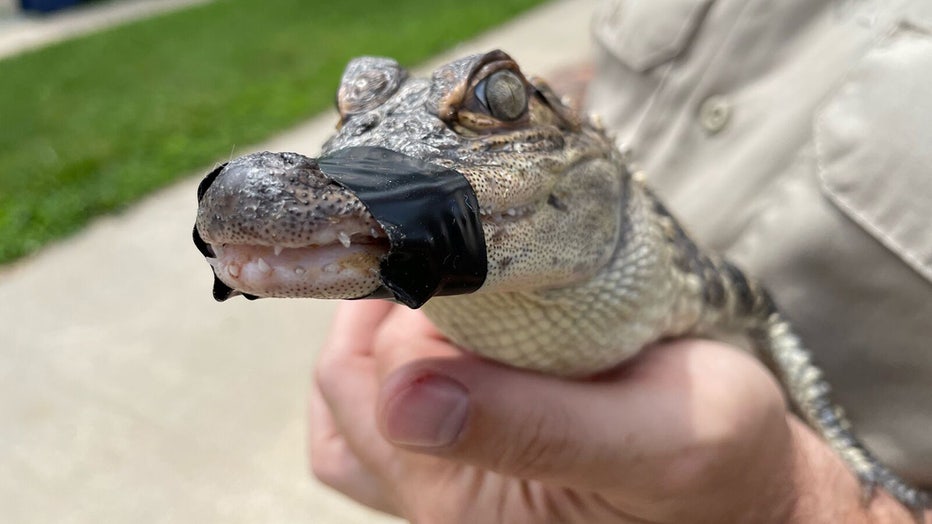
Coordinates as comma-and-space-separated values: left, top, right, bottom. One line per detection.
309, 448, 348, 489
404, 500, 474, 524
314, 361, 341, 403
372, 315, 406, 354
372, 307, 428, 352
498, 407, 579, 479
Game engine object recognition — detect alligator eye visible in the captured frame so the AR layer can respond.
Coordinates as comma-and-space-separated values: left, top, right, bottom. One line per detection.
476, 70, 527, 121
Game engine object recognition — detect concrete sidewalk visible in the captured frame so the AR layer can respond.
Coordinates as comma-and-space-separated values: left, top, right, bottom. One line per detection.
0, 1, 597, 522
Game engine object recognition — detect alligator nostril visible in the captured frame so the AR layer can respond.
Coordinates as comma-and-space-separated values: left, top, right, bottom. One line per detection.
192, 225, 215, 258
197, 162, 228, 203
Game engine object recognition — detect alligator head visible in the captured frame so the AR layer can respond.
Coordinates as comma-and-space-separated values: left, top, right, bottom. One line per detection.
194, 50, 627, 307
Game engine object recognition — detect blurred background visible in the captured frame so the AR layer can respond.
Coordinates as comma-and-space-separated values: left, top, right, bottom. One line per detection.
0, 0, 596, 521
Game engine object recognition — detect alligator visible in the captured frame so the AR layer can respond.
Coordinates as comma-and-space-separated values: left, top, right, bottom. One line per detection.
192, 50, 930, 513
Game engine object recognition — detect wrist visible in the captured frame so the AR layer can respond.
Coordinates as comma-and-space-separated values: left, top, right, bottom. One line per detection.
783, 416, 926, 524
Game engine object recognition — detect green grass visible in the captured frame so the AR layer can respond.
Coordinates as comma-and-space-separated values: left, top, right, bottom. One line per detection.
0, 0, 547, 263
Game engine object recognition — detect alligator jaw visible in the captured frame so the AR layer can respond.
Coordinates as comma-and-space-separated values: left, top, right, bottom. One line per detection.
194, 151, 388, 300
194, 147, 487, 307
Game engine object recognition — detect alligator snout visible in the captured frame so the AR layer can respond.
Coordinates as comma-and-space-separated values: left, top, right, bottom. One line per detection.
193, 147, 486, 307
193, 151, 388, 302
195, 151, 379, 250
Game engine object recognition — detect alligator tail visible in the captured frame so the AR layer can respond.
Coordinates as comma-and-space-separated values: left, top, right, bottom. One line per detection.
748, 310, 931, 515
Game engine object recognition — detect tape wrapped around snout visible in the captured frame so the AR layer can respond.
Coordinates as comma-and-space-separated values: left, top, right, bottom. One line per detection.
318, 146, 487, 309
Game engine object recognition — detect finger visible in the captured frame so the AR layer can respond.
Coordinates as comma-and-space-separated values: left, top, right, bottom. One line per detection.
314, 356, 400, 487
376, 306, 448, 348
375, 339, 786, 494
308, 379, 399, 515
323, 300, 395, 358
315, 301, 405, 480
371, 307, 461, 379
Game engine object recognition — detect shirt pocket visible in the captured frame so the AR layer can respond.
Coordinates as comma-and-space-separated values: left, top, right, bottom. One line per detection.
592, 0, 716, 72
815, 22, 932, 283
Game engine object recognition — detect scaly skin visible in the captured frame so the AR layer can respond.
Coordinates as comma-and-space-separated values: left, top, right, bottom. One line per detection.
194, 50, 929, 512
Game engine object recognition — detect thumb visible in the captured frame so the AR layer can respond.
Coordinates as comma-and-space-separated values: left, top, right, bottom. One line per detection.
375, 353, 698, 491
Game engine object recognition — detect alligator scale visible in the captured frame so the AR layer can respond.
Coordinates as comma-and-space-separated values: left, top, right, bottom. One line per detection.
193, 50, 930, 512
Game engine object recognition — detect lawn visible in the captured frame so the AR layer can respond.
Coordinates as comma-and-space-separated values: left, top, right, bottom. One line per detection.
0, 0, 547, 264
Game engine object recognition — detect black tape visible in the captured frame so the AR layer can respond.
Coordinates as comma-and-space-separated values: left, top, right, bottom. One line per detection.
318, 146, 487, 309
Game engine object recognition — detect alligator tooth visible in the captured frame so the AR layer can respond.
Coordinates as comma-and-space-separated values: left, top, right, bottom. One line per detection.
323, 263, 340, 274
370, 227, 379, 238
257, 258, 271, 273
294, 266, 305, 275
506, 208, 518, 216
274, 245, 284, 256
337, 231, 351, 248
227, 264, 241, 278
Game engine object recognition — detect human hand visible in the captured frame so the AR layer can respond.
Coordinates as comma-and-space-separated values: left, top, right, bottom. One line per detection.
309, 301, 922, 523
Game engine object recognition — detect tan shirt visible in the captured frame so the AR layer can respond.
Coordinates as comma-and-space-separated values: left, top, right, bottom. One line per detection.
588, 0, 932, 486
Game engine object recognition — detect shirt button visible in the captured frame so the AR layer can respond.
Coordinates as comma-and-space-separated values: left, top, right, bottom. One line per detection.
699, 95, 732, 134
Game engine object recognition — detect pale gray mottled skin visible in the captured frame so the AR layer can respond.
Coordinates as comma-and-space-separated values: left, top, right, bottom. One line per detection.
195, 50, 929, 512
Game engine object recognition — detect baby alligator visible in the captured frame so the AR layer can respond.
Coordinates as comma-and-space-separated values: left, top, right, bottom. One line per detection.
193, 50, 929, 512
